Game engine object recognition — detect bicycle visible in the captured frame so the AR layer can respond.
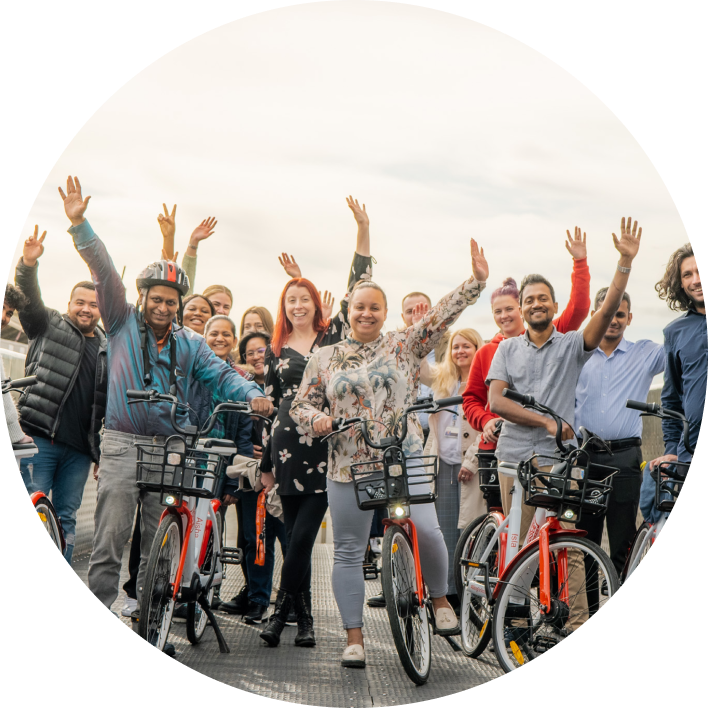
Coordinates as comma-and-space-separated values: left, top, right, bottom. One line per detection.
621, 399, 692, 582
5, 376, 66, 602
126, 388, 269, 653
453, 420, 503, 608
324, 394, 464, 685
458, 389, 620, 672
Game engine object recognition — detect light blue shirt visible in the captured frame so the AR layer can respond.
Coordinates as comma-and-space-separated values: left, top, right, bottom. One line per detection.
575, 338, 664, 440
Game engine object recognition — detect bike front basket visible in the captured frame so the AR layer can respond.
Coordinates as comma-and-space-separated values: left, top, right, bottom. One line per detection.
350, 447, 437, 511
524, 460, 617, 519
135, 435, 229, 500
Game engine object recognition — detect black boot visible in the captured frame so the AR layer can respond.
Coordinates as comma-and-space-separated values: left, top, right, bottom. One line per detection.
260, 589, 293, 647
293, 590, 316, 647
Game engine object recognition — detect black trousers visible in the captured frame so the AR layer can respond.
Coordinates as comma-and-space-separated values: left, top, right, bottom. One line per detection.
279, 492, 329, 595
577, 444, 643, 612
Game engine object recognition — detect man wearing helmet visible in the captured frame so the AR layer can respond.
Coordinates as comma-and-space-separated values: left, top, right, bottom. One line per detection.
59, 176, 273, 626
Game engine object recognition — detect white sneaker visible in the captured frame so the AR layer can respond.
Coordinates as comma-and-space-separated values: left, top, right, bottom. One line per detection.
369, 537, 382, 554
341, 644, 366, 668
121, 597, 138, 617
435, 606, 459, 636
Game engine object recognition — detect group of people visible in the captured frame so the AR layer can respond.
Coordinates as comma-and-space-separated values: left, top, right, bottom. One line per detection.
4, 175, 704, 670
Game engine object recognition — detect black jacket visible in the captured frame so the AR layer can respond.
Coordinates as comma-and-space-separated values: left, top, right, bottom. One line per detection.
15, 258, 107, 462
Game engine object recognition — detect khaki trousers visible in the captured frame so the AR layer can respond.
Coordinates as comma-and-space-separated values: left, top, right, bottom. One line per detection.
499, 463, 589, 631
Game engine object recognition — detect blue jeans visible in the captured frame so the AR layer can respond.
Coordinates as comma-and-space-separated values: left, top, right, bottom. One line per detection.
20, 435, 92, 564
235, 490, 281, 608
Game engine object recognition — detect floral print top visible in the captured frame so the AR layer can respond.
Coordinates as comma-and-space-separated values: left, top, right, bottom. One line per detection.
290, 276, 486, 483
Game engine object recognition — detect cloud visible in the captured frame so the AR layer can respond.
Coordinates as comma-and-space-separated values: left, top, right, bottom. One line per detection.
11, 2, 686, 345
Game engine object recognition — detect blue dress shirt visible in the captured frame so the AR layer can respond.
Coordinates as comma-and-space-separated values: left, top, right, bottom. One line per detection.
575, 338, 664, 440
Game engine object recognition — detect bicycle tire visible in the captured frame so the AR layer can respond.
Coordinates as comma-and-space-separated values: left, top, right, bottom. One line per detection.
139, 512, 182, 651
622, 521, 653, 583
381, 525, 431, 685
623, 521, 653, 602
458, 514, 499, 658
491, 534, 619, 673
34, 495, 64, 551
453, 513, 488, 600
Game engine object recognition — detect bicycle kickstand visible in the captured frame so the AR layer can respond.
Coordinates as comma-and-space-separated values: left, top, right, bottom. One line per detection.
197, 594, 231, 654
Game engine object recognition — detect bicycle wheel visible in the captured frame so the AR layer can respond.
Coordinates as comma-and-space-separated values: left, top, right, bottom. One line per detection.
139, 513, 182, 650
491, 534, 619, 673
459, 514, 499, 658
381, 525, 431, 685
453, 514, 488, 600
624, 521, 653, 602
34, 495, 64, 551
622, 521, 653, 583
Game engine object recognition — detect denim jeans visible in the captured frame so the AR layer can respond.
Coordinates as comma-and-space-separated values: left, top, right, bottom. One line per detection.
235, 489, 282, 608
20, 435, 92, 564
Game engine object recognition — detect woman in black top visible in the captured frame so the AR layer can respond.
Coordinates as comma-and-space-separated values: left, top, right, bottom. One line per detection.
259, 197, 372, 648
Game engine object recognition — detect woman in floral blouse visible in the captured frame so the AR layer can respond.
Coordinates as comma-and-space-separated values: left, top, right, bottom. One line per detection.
290, 239, 488, 669
258, 197, 372, 649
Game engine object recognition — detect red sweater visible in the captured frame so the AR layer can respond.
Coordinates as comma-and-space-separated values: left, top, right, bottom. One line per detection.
462, 257, 591, 450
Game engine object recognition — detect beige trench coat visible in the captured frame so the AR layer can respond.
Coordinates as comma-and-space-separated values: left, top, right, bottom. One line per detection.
421, 363, 487, 529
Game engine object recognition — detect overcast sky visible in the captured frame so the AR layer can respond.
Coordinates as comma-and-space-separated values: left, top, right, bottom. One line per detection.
10, 1, 688, 346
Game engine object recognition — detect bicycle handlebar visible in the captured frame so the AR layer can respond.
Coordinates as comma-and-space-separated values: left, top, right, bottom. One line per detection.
1, 375, 38, 395
126, 389, 269, 438
502, 387, 570, 454
625, 399, 694, 456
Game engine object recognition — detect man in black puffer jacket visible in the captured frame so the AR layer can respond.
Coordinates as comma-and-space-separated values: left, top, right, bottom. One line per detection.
15, 225, 107, 564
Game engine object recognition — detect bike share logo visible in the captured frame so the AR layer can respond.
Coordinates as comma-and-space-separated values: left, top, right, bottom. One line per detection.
510, 533, 519, 548
194, 516, 204, 539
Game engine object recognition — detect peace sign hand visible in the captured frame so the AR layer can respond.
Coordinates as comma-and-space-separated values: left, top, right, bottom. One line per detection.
157, 204, 177, 240
58, 176, 91, 226
22, 225, 47, 267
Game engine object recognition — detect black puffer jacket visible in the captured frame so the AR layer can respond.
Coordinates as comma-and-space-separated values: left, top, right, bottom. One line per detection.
15, 258, 107, 462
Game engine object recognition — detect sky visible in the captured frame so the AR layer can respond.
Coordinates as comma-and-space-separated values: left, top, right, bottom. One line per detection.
9, 1, 688, 346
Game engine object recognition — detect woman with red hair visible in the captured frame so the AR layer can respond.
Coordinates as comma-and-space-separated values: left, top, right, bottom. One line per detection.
259, 196, 372, 650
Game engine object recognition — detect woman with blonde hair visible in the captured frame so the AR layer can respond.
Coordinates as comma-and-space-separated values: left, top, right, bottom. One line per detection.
422, 327, 485, 603
239, 305, 274, 338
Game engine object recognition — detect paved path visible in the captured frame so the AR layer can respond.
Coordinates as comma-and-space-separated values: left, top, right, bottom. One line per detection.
72, 541, 503, 706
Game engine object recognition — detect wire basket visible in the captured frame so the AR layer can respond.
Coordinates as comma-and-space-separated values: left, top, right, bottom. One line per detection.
654, 461, 689, 512
350, 447, 438, 511
135, 435, 230, 500
523, 460, 617, 518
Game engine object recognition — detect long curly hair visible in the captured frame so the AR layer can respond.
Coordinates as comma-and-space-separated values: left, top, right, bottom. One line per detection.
655, 243, 696, 312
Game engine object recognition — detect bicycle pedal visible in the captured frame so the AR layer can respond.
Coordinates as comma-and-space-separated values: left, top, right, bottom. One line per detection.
220, 546, 243, 565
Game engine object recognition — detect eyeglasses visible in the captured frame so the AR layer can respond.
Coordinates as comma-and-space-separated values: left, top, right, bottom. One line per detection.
246, 347, 267, 359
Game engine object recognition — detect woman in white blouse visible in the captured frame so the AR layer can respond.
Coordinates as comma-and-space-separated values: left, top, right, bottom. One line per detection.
290, 239, 488, 668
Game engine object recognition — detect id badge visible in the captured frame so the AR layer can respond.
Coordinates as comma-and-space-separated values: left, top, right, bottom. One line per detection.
444, 426, 459, 439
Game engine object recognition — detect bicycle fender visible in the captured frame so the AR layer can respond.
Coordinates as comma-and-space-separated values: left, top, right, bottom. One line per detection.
491, 530, 589, 601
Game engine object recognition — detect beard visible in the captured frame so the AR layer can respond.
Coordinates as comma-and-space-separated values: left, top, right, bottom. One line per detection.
526, 314, 554, 332
71, 316, 97, 334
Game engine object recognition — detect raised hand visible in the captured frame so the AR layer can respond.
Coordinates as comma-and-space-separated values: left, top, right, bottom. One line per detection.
411, 301, 430, 325
58, 176, 91, 226
22, 225, 47, 267
565, 226, 587, 260
161, 248, 179, 263
612, 216, 642, 262
189, 217, 217, 249
470, 238, 489, 282
346, 196, 369, 229
279, 253, 302, 279
320, 290, 334, 320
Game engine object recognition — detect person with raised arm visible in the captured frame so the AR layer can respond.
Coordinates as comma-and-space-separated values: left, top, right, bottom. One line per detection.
58, 177, 271, 647
487, 217, 642, 632
290, 238, 488, 668
462, 227, 591, 469
257, 196, 371, 650
14, 225, 107, 564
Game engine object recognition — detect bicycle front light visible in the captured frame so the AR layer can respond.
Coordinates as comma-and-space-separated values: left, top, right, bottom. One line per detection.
561, 507, 578, 522
391, 504, 410, 519
162, 492, 182, 507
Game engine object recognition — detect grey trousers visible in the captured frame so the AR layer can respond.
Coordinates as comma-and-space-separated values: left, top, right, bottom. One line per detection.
328, 478, 449, 630
435, 459, 461, 595
87, 430, 170, 610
